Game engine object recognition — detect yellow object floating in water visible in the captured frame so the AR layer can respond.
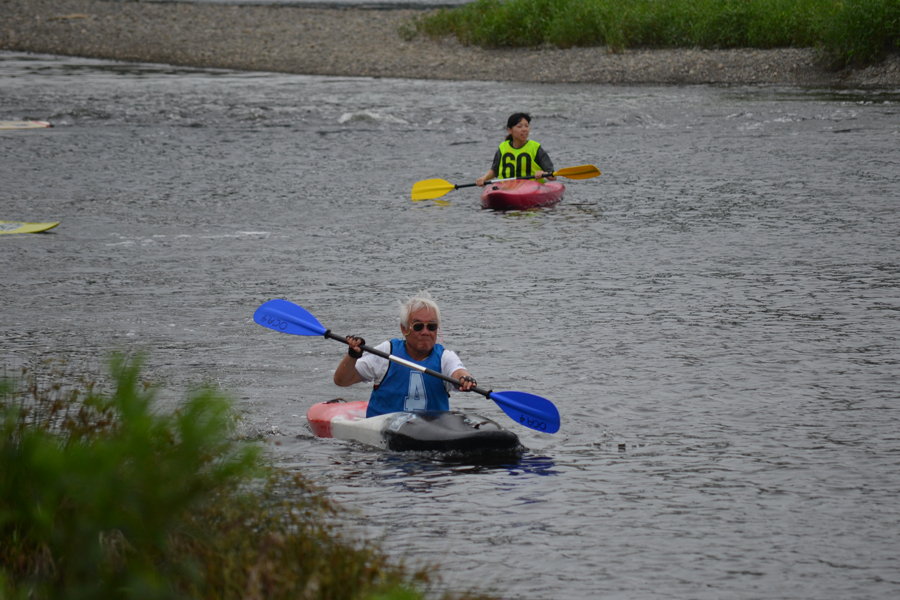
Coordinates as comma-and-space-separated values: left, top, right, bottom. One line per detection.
0, 221, 60, 234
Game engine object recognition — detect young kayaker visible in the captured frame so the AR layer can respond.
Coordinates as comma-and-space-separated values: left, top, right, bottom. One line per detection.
333, 291, 477, 418
476, 112, 557, 187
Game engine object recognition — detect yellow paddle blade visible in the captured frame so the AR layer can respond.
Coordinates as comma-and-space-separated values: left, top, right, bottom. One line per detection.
554, 164, 601, 180
411, 178, 457, 201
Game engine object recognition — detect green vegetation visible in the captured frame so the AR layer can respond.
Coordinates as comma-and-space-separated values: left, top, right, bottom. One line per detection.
1, 356, 495, 600
409, 0, 900, 65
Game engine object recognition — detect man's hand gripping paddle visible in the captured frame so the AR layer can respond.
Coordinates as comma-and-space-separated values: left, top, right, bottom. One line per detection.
253, 299, 560, 434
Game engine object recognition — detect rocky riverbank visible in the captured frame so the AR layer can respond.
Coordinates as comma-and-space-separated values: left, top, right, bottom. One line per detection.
2, 0, 899, 86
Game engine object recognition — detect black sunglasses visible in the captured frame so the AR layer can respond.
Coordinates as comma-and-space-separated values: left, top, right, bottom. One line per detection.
411, 322, 439, 332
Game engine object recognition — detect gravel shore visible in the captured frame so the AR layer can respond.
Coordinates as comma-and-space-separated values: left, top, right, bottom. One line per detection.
3, 0, 899, 86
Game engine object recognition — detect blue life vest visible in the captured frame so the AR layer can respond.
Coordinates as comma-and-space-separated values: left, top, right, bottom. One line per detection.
367, 339, 449, 418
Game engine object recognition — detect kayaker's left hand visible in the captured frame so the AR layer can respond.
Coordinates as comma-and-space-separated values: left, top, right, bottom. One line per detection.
458, 375, 477, 392
536, 170, 557, 181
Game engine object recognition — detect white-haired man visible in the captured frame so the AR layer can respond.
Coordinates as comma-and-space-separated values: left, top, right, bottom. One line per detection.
333, 292, 476, 418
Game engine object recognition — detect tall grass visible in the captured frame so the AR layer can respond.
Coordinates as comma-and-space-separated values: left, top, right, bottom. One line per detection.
1, 357, 496, 600
412, 0, 900, 65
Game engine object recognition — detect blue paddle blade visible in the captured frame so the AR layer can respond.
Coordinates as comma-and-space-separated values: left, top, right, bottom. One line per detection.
489, 390, 560, 434
254, 299, 327, 337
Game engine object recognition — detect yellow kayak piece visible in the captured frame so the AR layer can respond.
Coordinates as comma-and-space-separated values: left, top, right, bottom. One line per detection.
0, 121, 52, 130
0, 221, 60, 234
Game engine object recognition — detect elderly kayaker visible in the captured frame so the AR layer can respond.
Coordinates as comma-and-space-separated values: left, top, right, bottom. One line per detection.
333, 291, 477, 418
476, 112, 557, 187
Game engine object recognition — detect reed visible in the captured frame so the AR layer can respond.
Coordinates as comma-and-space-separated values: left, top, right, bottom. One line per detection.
412, 0, 900, 65
1, 356, 495, 600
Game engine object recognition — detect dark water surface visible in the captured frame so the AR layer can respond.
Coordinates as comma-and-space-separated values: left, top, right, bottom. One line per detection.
2, 52, 899, 599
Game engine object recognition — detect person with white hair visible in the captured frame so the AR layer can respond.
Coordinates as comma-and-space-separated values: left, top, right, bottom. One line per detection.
333, 291, 477, 418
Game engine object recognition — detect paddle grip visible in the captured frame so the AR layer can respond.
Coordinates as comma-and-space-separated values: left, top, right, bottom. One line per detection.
324, 330, 486, 397
484, 175, 539, 186
325, 330, 356, 346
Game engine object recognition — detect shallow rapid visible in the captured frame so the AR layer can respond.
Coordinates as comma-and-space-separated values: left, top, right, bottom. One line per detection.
2, 52, 899, 599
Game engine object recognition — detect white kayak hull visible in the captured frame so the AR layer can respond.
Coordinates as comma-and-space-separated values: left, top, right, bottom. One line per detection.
308, 399, 521, 453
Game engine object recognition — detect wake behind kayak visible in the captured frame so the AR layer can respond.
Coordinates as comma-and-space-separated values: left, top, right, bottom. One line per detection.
307, 399, 522, 454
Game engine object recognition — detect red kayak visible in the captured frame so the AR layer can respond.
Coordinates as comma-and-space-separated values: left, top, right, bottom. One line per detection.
480, 179, 565, 211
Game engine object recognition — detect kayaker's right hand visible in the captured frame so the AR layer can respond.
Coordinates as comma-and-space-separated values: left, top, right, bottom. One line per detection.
477, 170, 496, 187
346, 336, 365, 359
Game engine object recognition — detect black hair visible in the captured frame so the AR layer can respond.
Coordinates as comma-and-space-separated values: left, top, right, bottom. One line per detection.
504, 112, 532, 141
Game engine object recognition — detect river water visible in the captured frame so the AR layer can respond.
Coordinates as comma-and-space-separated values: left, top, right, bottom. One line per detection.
2, 51, 899, 599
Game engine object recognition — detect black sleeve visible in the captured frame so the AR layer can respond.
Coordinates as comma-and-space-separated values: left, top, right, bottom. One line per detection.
490, 148, 502, 174
536, 146, 555, 173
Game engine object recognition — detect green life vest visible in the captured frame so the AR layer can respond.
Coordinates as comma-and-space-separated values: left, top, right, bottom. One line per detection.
498, 139, 542, 179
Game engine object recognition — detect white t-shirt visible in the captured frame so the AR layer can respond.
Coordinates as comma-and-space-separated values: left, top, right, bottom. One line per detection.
355, 340, 466, 394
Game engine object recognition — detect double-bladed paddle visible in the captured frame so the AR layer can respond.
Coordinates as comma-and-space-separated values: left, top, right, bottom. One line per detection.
253, 299, 560, 434
411, 164, 601, 201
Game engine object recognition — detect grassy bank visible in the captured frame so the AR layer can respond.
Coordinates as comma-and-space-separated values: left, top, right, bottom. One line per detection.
411, 0, 900, 65
1, 356, 494, 600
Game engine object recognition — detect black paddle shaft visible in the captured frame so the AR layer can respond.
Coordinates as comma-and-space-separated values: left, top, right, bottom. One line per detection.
325, 330, 493, 398
460, 174, 545, 191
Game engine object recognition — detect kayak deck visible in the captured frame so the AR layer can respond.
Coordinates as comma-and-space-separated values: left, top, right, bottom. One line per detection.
480, 179, 565, 211
307, 399, 521, 454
